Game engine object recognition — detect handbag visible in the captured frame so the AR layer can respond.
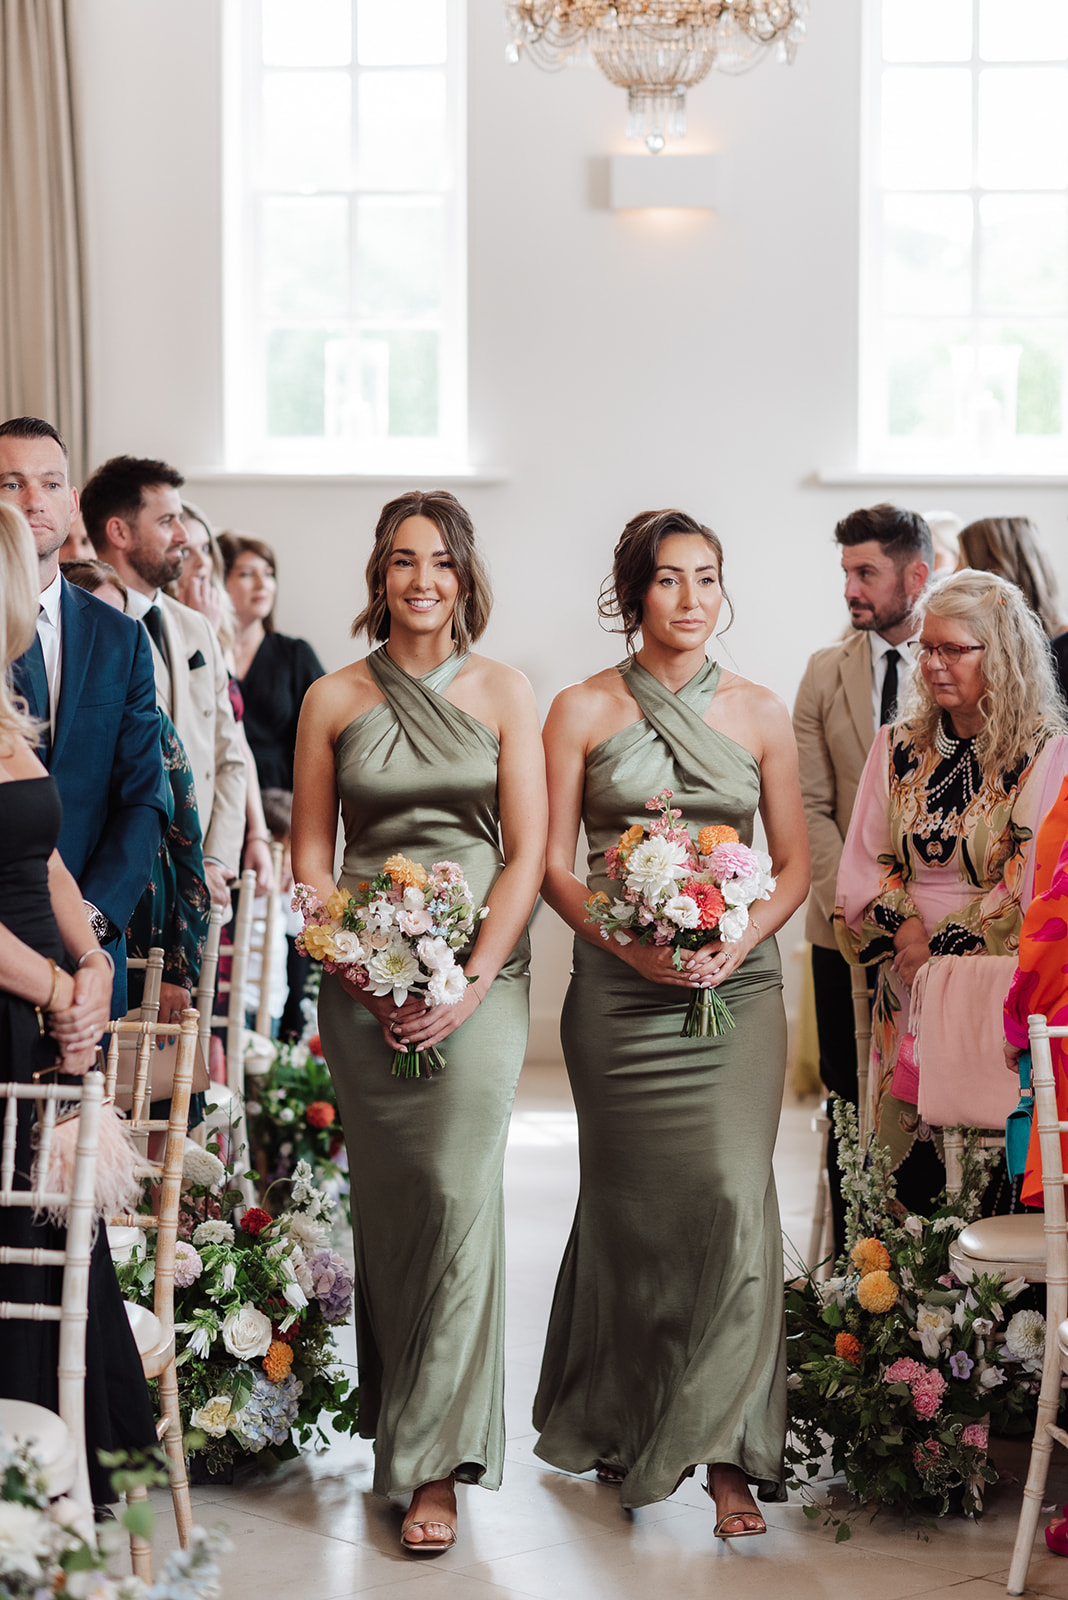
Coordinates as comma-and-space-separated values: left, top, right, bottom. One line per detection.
1005, 1050, 1034, 1181
109, 1009, 210, 1112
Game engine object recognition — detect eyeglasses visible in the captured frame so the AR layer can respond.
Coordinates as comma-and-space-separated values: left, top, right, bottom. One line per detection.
917, 643, 986, 666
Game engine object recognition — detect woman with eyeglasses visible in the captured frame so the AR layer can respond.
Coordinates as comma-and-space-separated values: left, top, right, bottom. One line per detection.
833, 570, 1068, 1210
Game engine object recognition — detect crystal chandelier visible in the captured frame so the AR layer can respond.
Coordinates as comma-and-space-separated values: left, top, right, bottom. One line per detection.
505, 2, 808, 153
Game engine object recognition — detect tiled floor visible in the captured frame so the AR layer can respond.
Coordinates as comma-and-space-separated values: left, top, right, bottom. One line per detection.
144, 1064, 1068, 1598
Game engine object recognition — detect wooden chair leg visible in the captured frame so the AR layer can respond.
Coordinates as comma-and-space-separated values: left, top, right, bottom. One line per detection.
157, 1356, 194, 1548
127, 1480, 153, 1582
1007, 1336, 1064, 1592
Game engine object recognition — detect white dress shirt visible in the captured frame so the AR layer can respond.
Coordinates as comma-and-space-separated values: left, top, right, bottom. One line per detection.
37, 569, 63, 741
869, 631, 918, 726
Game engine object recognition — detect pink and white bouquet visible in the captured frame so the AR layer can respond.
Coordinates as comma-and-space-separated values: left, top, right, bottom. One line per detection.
293, 853, 487, 1078
584, 789, 775, 1037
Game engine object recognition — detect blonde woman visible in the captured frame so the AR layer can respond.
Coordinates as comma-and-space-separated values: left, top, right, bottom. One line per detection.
835, 569, 1068, 1209
0, 502, 155, 1506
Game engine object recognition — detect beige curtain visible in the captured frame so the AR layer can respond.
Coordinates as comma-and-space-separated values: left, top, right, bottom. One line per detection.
0, 0, 86, 479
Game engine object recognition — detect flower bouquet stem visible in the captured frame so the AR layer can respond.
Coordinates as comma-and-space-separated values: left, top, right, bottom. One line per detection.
391, 1044, 447, 1080
681, 986, 736, 1039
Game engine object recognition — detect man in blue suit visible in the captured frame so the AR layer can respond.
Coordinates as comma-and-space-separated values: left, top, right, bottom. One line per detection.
0, 416, 167, 1014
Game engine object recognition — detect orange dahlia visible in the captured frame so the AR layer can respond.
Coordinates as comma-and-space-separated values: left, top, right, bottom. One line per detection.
835, 1332, 863, 1366
851, 1237, 891, 1277
383, 853, 428, 889
685, 879, 727, 930
698, 824, 740, 855
263, 1340, 294, 1382
856, 1270, 898, 1313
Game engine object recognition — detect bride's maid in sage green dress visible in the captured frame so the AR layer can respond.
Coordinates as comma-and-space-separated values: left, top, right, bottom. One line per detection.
291, 491, 546, 1556
532, 509, 810, 1537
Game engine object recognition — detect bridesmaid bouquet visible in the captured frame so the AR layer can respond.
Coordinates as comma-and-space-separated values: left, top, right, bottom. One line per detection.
292, 854, 487, 1078
585, 789, 775, 1038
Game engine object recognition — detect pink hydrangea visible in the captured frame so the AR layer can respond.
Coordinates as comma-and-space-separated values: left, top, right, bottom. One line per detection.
961, 1423, 989, 1449
173, 1241, 203, 1289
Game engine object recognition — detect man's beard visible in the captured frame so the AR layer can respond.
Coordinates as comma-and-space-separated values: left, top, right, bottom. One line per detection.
848, 583, 911, 634
129, 542, 183, 590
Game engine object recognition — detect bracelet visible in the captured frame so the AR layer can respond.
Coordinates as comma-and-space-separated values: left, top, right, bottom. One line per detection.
750, 915, 763, 943
246, 834, 270, 844
77, 947, 116, 977
34, 959, 63, 1036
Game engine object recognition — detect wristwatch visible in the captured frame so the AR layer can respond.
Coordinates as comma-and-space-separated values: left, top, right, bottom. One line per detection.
83, 902, 114, 944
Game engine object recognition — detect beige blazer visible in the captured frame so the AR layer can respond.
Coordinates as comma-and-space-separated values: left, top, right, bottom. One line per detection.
792, 630, 875, 949
151, 593, 247, 874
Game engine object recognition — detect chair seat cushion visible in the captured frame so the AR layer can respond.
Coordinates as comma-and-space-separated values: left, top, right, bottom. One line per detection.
107, 1225, 144, 1263
123, 1300, 173, 1376
0, 1398, 76, 1495
949, 1213, 1047, 1282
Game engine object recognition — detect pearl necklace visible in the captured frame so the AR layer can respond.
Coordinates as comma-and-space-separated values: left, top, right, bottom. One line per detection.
927, 716, 979, 807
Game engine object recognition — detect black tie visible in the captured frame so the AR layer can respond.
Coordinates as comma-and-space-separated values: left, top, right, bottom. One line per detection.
143, 604, 170, 670
880, 649, 900, 727
21, 625, 52, 762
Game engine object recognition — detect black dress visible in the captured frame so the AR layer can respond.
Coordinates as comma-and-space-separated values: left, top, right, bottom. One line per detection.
0, 777, 155, 1504
237, 631, 324, 792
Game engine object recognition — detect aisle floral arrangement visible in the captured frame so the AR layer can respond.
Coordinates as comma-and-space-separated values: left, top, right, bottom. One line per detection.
293, 854, 487, 1077
786, 1100, 1043, 1535
249, 1033, 350, 1225
584, 789, 775, 1036
117, 1154, 358, 1478
0, 1441, 229, 1598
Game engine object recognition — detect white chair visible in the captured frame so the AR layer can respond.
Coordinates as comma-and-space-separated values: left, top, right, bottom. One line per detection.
0, 1070, 105, 1516
199, 871, 257, 1203
253, 841, 286, 1037
999, 1014, 1068, 1595
194, 905, 225, 1072
851, 966, 873, 1141
103, 1011, 198, 1581
806, 966, 874, 1277
126, 946, 164, 1024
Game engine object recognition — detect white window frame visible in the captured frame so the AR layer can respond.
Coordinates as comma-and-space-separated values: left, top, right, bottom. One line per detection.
859, 0, 1068, 476
223, 0, 467, 475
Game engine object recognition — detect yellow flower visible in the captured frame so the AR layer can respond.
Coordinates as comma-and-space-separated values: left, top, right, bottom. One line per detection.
190, 1395, 234, 1437
587, 891, 611, 911
698, 824, 740, 855
263, 1340, 294, 1383
304, 925, 339, 962
856, 1270, 898, 1313
615, 824, 644, 860
326, 887, 352, 920
851, 1237, 892, 1277
835, 1332, 863, 1366
383, 853, 428, 889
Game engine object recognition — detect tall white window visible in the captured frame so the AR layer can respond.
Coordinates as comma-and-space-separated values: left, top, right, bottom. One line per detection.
861, 0, 1068, 473
225, 0, 466, 473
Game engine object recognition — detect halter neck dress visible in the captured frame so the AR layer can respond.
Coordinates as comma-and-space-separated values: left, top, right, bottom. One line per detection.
316, 648, 531, 1497
532, 657, 788, 1508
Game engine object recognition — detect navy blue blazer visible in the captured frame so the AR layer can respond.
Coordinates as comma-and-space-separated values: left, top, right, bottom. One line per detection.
11, 580, 168, 1012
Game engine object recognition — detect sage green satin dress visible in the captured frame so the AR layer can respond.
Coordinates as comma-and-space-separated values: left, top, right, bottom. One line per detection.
316, 648, 530, 1497
533, 658, 788, 1509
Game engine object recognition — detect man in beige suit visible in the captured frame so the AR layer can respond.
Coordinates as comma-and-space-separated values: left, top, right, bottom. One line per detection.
793, 505, 932, 1251
80, 456, 247, 911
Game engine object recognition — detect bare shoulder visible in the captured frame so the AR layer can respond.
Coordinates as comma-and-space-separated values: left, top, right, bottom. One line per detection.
711, 669, 793, 760
301, 657, 382, 738
462, 652, 536, 707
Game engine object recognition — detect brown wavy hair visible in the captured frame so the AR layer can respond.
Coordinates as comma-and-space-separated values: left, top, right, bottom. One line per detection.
218, 531, 278, 633
351, 490, 492, 653
958, 516, 1064, 637
598, 508, 732, 653
897, 569, 1067, 772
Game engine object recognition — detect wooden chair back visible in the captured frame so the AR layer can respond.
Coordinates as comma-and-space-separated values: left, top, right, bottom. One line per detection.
194, 905, 225, 1068
254, 841, 286, 1036
125, 946, 164, 1024
217, 870, 257, 1097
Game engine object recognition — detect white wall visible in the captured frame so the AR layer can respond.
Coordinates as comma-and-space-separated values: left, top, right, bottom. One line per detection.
69, 0, 1068, 1062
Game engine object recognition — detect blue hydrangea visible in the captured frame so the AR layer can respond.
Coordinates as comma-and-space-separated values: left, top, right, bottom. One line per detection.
231, 1367, 303, 1450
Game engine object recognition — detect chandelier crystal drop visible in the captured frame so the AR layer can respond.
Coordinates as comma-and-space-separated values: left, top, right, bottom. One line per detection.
505, 2, 808, 153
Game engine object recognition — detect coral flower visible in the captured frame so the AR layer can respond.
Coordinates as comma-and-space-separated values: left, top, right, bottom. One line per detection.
857, 1270, 898, 1312
835, 1332, 863, 1367
306, 1100, 335, 1130
263, 1340, 294, 1382
851, 1237, 892, 1277
615, 824, 645, 862
241, 1207, 273, 1237
383, 853, 428, 889
684, 879, 727, 930
307, 1033, 322, 1058
698, 824, 740, 855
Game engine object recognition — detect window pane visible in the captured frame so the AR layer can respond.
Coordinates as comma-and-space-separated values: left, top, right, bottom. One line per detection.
262, 72, 351, 190
980, 195, 1068, 314
882, 0, 971, 62
356, 72, 448, 189
357, 0, 447, 65
881, 70, 972, 190
985, 323, 1066, 435
382, 331, 439, 435
979, 0, 1068, 61
884, 195, 972, 315
978, 68, 1068, 189
266, 329, 331, 436
262, 0, 351, 66
261, 198, 350, 318
319, 332, 440, 437
885, 321, 970, 437
356, 198, 443, 316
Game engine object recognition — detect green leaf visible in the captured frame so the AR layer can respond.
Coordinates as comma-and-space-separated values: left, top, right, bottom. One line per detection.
835, 1522, 852, 1543
122, 1500, 156, 1541
802, 1504, 821, 1521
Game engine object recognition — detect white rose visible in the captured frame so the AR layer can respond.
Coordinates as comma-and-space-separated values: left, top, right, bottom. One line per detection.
221, 1303, 273, 1360
663, 894, 700, 929
398, 906, 434, 936
903, 1215, 924, 1238
332, 929, 366, 963
191, 1395, 235, 1438
416, 935, 454, 973
718, 904, 749, 943
402, 885, 427, 910
427, 964, 468, 1007
624, 836, 690, 900
367, 939, 422, 1003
